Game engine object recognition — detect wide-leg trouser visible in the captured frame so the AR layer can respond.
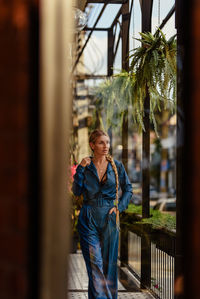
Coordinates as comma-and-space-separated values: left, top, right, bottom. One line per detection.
78, 203, 119, 299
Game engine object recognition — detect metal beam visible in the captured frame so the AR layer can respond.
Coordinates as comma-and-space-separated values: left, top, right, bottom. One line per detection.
86, 0, 128, 3
84, 27, 109, 31
108, 28, 114, 76
140, 0, 153, 220
140, 0, 153, 290
85, 6, 121, 31
141, 0, 153, 32
112, 0, 133, 65
111, 7, 122, 63
114, 29, 121, 62
121, 0, 129, 173
160, 4, 175, 29
110, 7, 122, 28
73, 2, 108, 71
121, 2, 129, 71
75, 74, 108, 80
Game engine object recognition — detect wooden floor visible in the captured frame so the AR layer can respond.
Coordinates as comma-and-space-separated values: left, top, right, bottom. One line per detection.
68, 252, 154, 299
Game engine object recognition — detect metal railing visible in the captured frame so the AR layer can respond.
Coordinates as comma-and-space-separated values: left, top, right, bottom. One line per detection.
120, 220, 176, 299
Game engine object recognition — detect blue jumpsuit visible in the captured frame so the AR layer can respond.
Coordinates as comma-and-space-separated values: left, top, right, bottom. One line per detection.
72, 159, 132, 299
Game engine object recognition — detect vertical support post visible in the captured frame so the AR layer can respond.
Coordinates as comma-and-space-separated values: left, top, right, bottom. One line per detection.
142, 91, 150, 219
121, 0, 129, 172
175, 0, 186, 298
141, 0, 153, 219
108, 127, 113, 155
140, 0, 153, 290
108, 28, 114, 76
107, 28, 114, 153
122, 113, 128, 171
160, 111, 169, 193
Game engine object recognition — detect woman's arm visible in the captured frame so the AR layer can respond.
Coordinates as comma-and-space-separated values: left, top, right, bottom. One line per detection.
72, 164, 85, 196
117, 162, 133, 213
72, 157, 91, 196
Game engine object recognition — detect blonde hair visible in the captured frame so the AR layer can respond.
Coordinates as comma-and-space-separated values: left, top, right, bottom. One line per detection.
106, 154, 120, 227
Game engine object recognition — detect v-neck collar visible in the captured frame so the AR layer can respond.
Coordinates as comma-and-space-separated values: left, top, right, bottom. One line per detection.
87, 157, 112, 183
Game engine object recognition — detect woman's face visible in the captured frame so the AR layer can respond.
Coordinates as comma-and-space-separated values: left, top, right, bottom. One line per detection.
90, 135, 110, 156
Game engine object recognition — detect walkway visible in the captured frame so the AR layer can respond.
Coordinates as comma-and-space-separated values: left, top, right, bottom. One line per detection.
68, 252, 154, 299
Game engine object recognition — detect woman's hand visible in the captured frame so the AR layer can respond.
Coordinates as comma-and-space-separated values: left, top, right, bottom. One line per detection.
109, 207, 117, 215
80, 157, 91, 167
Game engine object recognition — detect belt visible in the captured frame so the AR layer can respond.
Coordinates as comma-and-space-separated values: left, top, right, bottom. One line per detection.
83, 193, 115, 207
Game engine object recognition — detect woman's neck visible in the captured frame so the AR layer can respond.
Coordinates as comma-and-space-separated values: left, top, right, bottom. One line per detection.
92, 154, 107, 165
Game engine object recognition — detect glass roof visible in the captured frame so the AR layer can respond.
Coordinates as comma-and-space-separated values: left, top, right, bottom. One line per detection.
80, 0, 176, 78
85, 3, 121, 28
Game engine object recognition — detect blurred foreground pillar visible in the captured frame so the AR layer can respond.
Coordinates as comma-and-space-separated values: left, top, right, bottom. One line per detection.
0, 1, 39, 299
184, 1, 200, 298
176, 0, 200, 298
40, 0, 73, 298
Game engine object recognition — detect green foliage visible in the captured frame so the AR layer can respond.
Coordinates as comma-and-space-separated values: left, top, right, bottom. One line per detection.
130, 30, 176, 103
93, 29, 176, 135
126, 203, 143, 214
125, 203, 176, 231
130, 29, 177, 134
95, 72, 134, 132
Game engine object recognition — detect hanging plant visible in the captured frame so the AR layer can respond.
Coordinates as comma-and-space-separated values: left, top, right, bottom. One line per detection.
93, 29, 176, 135
91, 81, 110, 131
130, 30, 176, 106
130, 29, 176, 134
95, 71, 135, 131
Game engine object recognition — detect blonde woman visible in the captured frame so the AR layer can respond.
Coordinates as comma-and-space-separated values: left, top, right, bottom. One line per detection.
72, 129, 132, 299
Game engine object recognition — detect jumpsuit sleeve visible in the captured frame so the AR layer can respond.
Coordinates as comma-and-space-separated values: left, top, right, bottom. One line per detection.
72, 164, 85, 196
118, 162, 133, 213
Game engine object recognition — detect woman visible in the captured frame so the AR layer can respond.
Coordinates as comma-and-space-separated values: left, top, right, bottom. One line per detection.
72, 129, 133, 299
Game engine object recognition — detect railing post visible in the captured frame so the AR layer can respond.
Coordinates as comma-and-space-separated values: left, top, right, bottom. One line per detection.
120, 223, 128, 266
141, 225, 151, 289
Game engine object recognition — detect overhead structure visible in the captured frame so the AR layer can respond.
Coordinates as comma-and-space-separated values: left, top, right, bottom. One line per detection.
74, 0, 131, 78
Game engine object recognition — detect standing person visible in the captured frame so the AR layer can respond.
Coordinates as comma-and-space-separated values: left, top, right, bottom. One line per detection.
72, 129, 133, 299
